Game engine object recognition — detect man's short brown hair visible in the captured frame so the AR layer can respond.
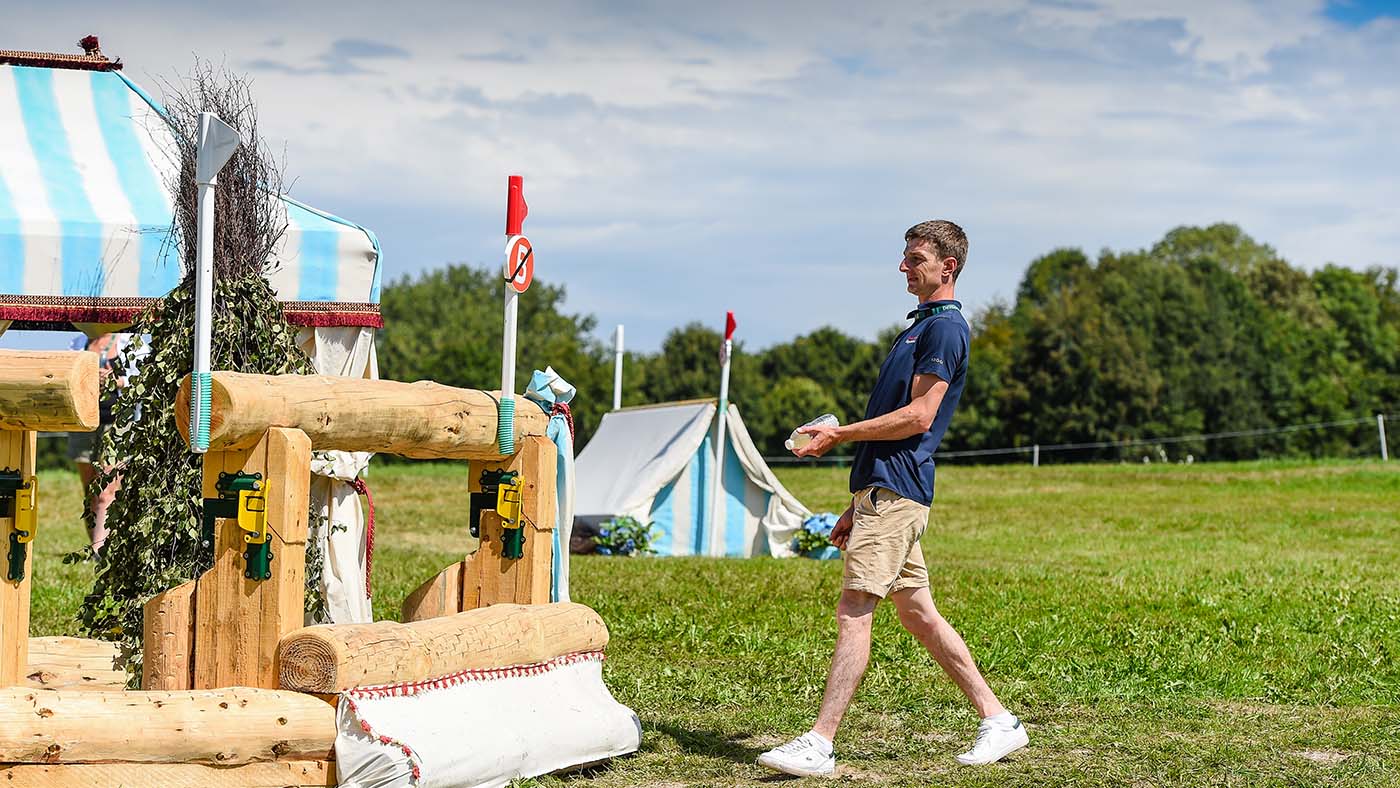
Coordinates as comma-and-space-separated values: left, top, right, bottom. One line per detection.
905, 220, 968, 280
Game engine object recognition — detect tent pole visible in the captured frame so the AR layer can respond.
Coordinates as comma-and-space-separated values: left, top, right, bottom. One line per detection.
612, 325, 624, 411
706, 312, 735, 556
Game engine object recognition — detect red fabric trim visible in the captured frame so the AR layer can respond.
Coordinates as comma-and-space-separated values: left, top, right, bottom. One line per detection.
0, 50, 122, 71
281, 309, 384, 328
350, 477, 375, 598
341, 694, 423, 783
0, 300, 383, 329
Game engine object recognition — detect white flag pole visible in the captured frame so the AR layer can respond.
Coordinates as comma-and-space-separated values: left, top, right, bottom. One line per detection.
612, 324, 624, 411
706, 312, 735, 555
190, 112, 242, 454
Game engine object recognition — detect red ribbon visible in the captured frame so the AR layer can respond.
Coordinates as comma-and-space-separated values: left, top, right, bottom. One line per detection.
350, 477, 375, 598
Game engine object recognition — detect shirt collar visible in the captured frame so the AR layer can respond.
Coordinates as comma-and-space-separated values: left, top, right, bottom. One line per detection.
906, 299, 962, 321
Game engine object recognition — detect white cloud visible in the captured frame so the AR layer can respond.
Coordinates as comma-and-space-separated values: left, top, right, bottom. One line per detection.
4, 0, 1397, 351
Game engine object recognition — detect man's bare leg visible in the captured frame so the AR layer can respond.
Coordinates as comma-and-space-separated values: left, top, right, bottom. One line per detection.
890, 586, 1004, 717
812, 589, 880, 740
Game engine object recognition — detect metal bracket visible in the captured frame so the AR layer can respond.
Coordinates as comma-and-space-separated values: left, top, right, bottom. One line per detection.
201, 472, 271, 580
1, 469, 36, 582
477, 469, 526, 559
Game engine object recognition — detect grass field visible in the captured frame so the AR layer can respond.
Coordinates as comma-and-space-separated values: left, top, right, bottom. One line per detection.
27, 458, 1400, 787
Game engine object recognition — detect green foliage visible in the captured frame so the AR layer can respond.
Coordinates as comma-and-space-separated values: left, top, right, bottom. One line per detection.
379, 225, 1399, 463
593, 515, 659, 556
73, 272, 314, 681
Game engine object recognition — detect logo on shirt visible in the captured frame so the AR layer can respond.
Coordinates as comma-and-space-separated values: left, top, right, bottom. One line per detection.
905, 335, 918, 344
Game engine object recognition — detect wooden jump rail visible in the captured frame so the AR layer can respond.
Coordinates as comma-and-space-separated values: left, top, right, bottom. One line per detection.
0, 351, 98, 688
144, 372, 560, 692
0, 359, 601, 786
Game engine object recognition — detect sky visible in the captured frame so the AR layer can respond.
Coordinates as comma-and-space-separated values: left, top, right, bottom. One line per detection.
4, 0, 1399, 352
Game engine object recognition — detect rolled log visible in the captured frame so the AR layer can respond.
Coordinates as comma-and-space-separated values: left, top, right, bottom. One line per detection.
176, 371, 549, 458
0, 350, 99, 431
0, 687, 334, 764
278, 602, 608, 693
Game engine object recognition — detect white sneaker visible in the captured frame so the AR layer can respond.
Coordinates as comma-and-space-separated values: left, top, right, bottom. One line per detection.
757, 732, 836, 777
956, 714, 1028, 765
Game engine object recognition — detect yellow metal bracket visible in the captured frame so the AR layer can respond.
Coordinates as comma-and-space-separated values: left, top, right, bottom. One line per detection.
237, 488, 269, 545
14, 475, 37, 543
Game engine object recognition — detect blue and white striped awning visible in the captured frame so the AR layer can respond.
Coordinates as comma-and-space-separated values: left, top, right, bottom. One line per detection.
0, 54, 381, 329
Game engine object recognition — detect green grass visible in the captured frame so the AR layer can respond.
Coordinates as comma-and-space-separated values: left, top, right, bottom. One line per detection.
28, 460, 1400, 786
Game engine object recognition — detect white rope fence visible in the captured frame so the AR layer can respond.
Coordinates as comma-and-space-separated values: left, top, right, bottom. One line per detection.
765, 412, 1397, 466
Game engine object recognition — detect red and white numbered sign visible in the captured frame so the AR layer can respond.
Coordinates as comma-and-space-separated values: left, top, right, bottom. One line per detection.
504, 235, 534, 294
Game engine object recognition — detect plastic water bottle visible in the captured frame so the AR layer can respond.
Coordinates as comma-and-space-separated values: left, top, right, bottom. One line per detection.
785, 414, 840, 452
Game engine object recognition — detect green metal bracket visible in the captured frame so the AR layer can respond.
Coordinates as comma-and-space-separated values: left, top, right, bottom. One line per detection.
0, 469, 36, 582
200, 471, 270, 579
476, 469, 525, 559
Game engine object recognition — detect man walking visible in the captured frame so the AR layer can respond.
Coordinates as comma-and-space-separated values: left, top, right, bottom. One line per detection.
758, 220, 1027, 776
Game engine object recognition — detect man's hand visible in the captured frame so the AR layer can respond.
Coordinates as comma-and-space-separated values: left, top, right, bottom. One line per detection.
830, 506, 854, 550
794, 424, 842, 458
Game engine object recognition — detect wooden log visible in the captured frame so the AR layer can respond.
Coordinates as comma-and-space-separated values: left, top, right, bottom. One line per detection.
0, 430, 35, 687
0, 350, 100, 432
24, 637, 124, 691
401, 559, 464, 623
193, 428, 311, 690
175, 371, 549, 459
0, 687, 334, 764
142, 581, 196, 690
278, 602, 608, 693
0, 760, 335, 788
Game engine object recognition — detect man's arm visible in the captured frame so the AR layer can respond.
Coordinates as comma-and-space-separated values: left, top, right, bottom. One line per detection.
793, 374, 949, 458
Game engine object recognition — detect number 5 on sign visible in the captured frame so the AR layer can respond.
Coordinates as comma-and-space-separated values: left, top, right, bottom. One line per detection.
504, 235, 534, 294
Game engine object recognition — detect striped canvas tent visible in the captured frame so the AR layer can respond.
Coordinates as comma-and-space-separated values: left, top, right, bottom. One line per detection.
0, 48, 381, 332
574, 400, 809, 558
0, 46, 382, 627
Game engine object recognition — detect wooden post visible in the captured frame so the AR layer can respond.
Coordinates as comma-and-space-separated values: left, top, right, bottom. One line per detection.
0, 429, 35, 687
142, 580, 197, 690
463, 435, 556, 610
192, 427, 311, 689
403, 436, 557, 621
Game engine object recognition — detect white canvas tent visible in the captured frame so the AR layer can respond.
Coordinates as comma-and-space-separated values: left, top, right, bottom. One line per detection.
575, 400, 809, 557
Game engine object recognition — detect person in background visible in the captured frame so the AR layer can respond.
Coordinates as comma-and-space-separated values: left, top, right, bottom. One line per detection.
67, 332, 128, 556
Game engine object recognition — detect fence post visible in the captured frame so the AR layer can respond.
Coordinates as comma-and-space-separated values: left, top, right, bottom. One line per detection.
1032, 444, 1040, 467
1380, 414, 1389, 462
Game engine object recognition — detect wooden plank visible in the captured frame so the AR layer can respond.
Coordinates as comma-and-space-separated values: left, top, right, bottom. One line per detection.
24, 637, 124, 691
0, 687, 334, 764
193, 429, 311, 689
142, 580, 196, 690
0, 760, 335, 788
400, 559, 464, 623
261, 429, 310, 689
0, 430, 35, 687
0, 350, 99, 431
175, 372, 549, 459
193, 443, 254, 690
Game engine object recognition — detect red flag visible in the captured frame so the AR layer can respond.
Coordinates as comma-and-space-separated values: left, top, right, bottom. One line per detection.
506, 175, 528, 235
724, 311, 736, 341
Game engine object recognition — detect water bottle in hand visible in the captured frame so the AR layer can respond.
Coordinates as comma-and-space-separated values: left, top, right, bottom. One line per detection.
786, 413, 840, 452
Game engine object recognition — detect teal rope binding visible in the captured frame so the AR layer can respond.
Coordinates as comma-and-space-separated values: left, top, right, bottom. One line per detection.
192, 371, 212, 452
497, 396, 515, 455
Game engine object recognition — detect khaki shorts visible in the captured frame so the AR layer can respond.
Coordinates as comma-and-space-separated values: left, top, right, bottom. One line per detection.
842, 486, 930, 598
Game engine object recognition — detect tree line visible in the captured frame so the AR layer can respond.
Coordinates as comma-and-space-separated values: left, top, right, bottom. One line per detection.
379, 224, 1399, 462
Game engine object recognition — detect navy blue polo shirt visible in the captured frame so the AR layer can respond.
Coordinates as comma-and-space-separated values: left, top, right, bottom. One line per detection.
849, 299, 969, 506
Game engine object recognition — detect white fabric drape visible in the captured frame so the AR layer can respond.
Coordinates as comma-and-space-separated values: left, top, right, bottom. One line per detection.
297, 326, 377, 624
